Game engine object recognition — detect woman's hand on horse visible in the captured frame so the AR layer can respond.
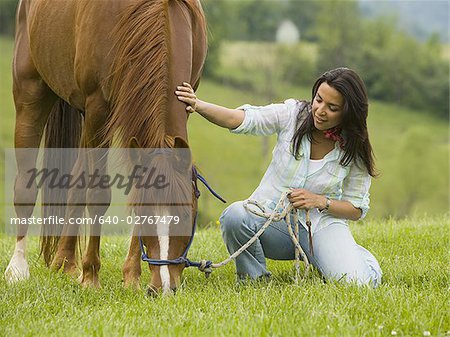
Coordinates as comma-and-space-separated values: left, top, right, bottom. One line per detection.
288, 188, 327, 210
176, 82, 198, 113
175, 83, 244, 129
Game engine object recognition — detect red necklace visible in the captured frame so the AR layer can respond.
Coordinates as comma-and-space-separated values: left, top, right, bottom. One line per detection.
323, 126, 345, 149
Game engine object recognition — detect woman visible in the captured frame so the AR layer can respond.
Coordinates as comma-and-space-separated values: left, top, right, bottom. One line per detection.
176, 68, 382, 287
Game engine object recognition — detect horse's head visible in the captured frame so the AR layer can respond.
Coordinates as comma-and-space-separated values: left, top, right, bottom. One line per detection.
129, 136, 197, 295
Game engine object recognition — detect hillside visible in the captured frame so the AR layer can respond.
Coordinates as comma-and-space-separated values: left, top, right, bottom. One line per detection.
0, 37, 448, 225
359, 0, 449, 42
189, 80, 449, 222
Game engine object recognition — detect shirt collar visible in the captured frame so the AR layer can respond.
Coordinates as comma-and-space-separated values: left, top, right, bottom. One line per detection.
301, 137, 343, 162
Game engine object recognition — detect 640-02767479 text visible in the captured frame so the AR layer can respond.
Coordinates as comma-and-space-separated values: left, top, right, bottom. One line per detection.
9, 215, 181, 226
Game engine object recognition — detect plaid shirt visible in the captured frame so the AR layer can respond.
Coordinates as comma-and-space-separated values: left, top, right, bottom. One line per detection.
231, 99, 371, 232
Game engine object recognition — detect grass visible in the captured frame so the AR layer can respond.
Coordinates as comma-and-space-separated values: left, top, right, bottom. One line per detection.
1, 36, 449, 336
0, 36, 14, 148
0, 215, 449, 336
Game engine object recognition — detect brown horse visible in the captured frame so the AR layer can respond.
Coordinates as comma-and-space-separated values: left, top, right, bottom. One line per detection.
5, 0, 207, 294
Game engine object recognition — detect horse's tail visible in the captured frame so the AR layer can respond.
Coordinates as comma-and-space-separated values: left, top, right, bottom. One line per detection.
40, 98, 83, 266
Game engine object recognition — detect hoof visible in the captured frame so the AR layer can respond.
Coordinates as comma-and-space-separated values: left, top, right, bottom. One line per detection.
80, 272, 101, 288
50, 257, 80, 278
147, 286, 159, 297
64, 265, 81, 279
146, 285, 176, 297
50, 255, 65, 272
80, 278, 101, 289
123, 278, 141, 290
4, 255, 30, 284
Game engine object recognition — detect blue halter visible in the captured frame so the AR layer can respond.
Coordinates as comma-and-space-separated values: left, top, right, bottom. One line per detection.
138, 166, 226, 272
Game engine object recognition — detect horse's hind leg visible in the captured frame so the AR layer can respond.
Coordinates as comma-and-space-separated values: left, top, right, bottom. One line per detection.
5, 11, 56, 282
123, 227, 142, 289
79, 90, 111, 288
50, 136, 87, 277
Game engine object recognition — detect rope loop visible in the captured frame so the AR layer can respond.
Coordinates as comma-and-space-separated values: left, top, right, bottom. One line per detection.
197, 260, 213, 278
243, 192, 294, 222
139, 190, 313, 282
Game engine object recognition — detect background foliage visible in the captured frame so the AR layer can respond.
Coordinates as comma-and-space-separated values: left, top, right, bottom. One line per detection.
203, 0, 449, 119
197, 0, 450, 222
0, 1, 449, 222
1, 0, 448, 117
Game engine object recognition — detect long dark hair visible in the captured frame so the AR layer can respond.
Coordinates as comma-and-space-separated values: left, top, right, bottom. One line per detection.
292, 68, 377, 177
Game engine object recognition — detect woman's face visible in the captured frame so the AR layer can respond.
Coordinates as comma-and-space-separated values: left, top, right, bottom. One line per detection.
311, 82, 344, 131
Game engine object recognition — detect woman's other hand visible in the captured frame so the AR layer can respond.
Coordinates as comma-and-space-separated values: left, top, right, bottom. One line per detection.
288, 188, 327, 210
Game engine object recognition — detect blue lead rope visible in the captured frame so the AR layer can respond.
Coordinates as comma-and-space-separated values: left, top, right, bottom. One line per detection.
138, 168, 225, 276
138, 214, 213, 270
195, 171, 226, 203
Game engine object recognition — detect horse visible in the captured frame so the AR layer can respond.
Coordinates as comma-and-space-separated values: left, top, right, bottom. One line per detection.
4, 0, 207, 295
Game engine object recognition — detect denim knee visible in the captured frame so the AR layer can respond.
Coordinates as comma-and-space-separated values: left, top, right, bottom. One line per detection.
219, 201, 249, 235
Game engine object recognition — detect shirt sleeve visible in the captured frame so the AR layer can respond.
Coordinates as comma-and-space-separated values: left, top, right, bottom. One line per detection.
342, 161, 371, 219
230, 98, 299, 136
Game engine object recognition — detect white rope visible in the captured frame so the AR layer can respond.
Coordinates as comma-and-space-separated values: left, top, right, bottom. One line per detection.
211, 192, 311, 279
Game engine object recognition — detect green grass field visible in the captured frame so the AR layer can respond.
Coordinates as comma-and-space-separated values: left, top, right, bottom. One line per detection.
1, 35, 449, 336
0, 216, 449, 336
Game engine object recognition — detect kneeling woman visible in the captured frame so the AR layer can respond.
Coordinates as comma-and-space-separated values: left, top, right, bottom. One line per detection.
176, 67, 382, 287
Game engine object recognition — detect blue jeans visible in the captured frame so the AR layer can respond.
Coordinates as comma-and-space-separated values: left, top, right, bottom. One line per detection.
220, 201, 382, 287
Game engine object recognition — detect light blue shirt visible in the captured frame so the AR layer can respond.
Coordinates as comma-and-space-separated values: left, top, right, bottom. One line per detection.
232, 99, 371, 233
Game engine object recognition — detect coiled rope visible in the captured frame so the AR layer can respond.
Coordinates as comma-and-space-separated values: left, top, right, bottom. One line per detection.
203, 192, 313, 278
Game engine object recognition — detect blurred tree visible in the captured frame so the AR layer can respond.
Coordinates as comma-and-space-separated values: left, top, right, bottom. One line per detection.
283, 0, 323, 42
202, 0, 449, 119
314, 0, 362, 71
356, 17, 397, 98
417, 34, 449, 119
0, 0, 18, 36
358, 18, 449, 119
236, 0, 284, 41
277, 44, 318, 87
202, 0, 229, 78
393, 126, 448, 217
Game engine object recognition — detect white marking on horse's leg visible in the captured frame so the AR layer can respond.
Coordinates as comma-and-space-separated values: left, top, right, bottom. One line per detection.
158, 235, 171, 294
157, 218, 171, 294
5, 237, 30, 283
